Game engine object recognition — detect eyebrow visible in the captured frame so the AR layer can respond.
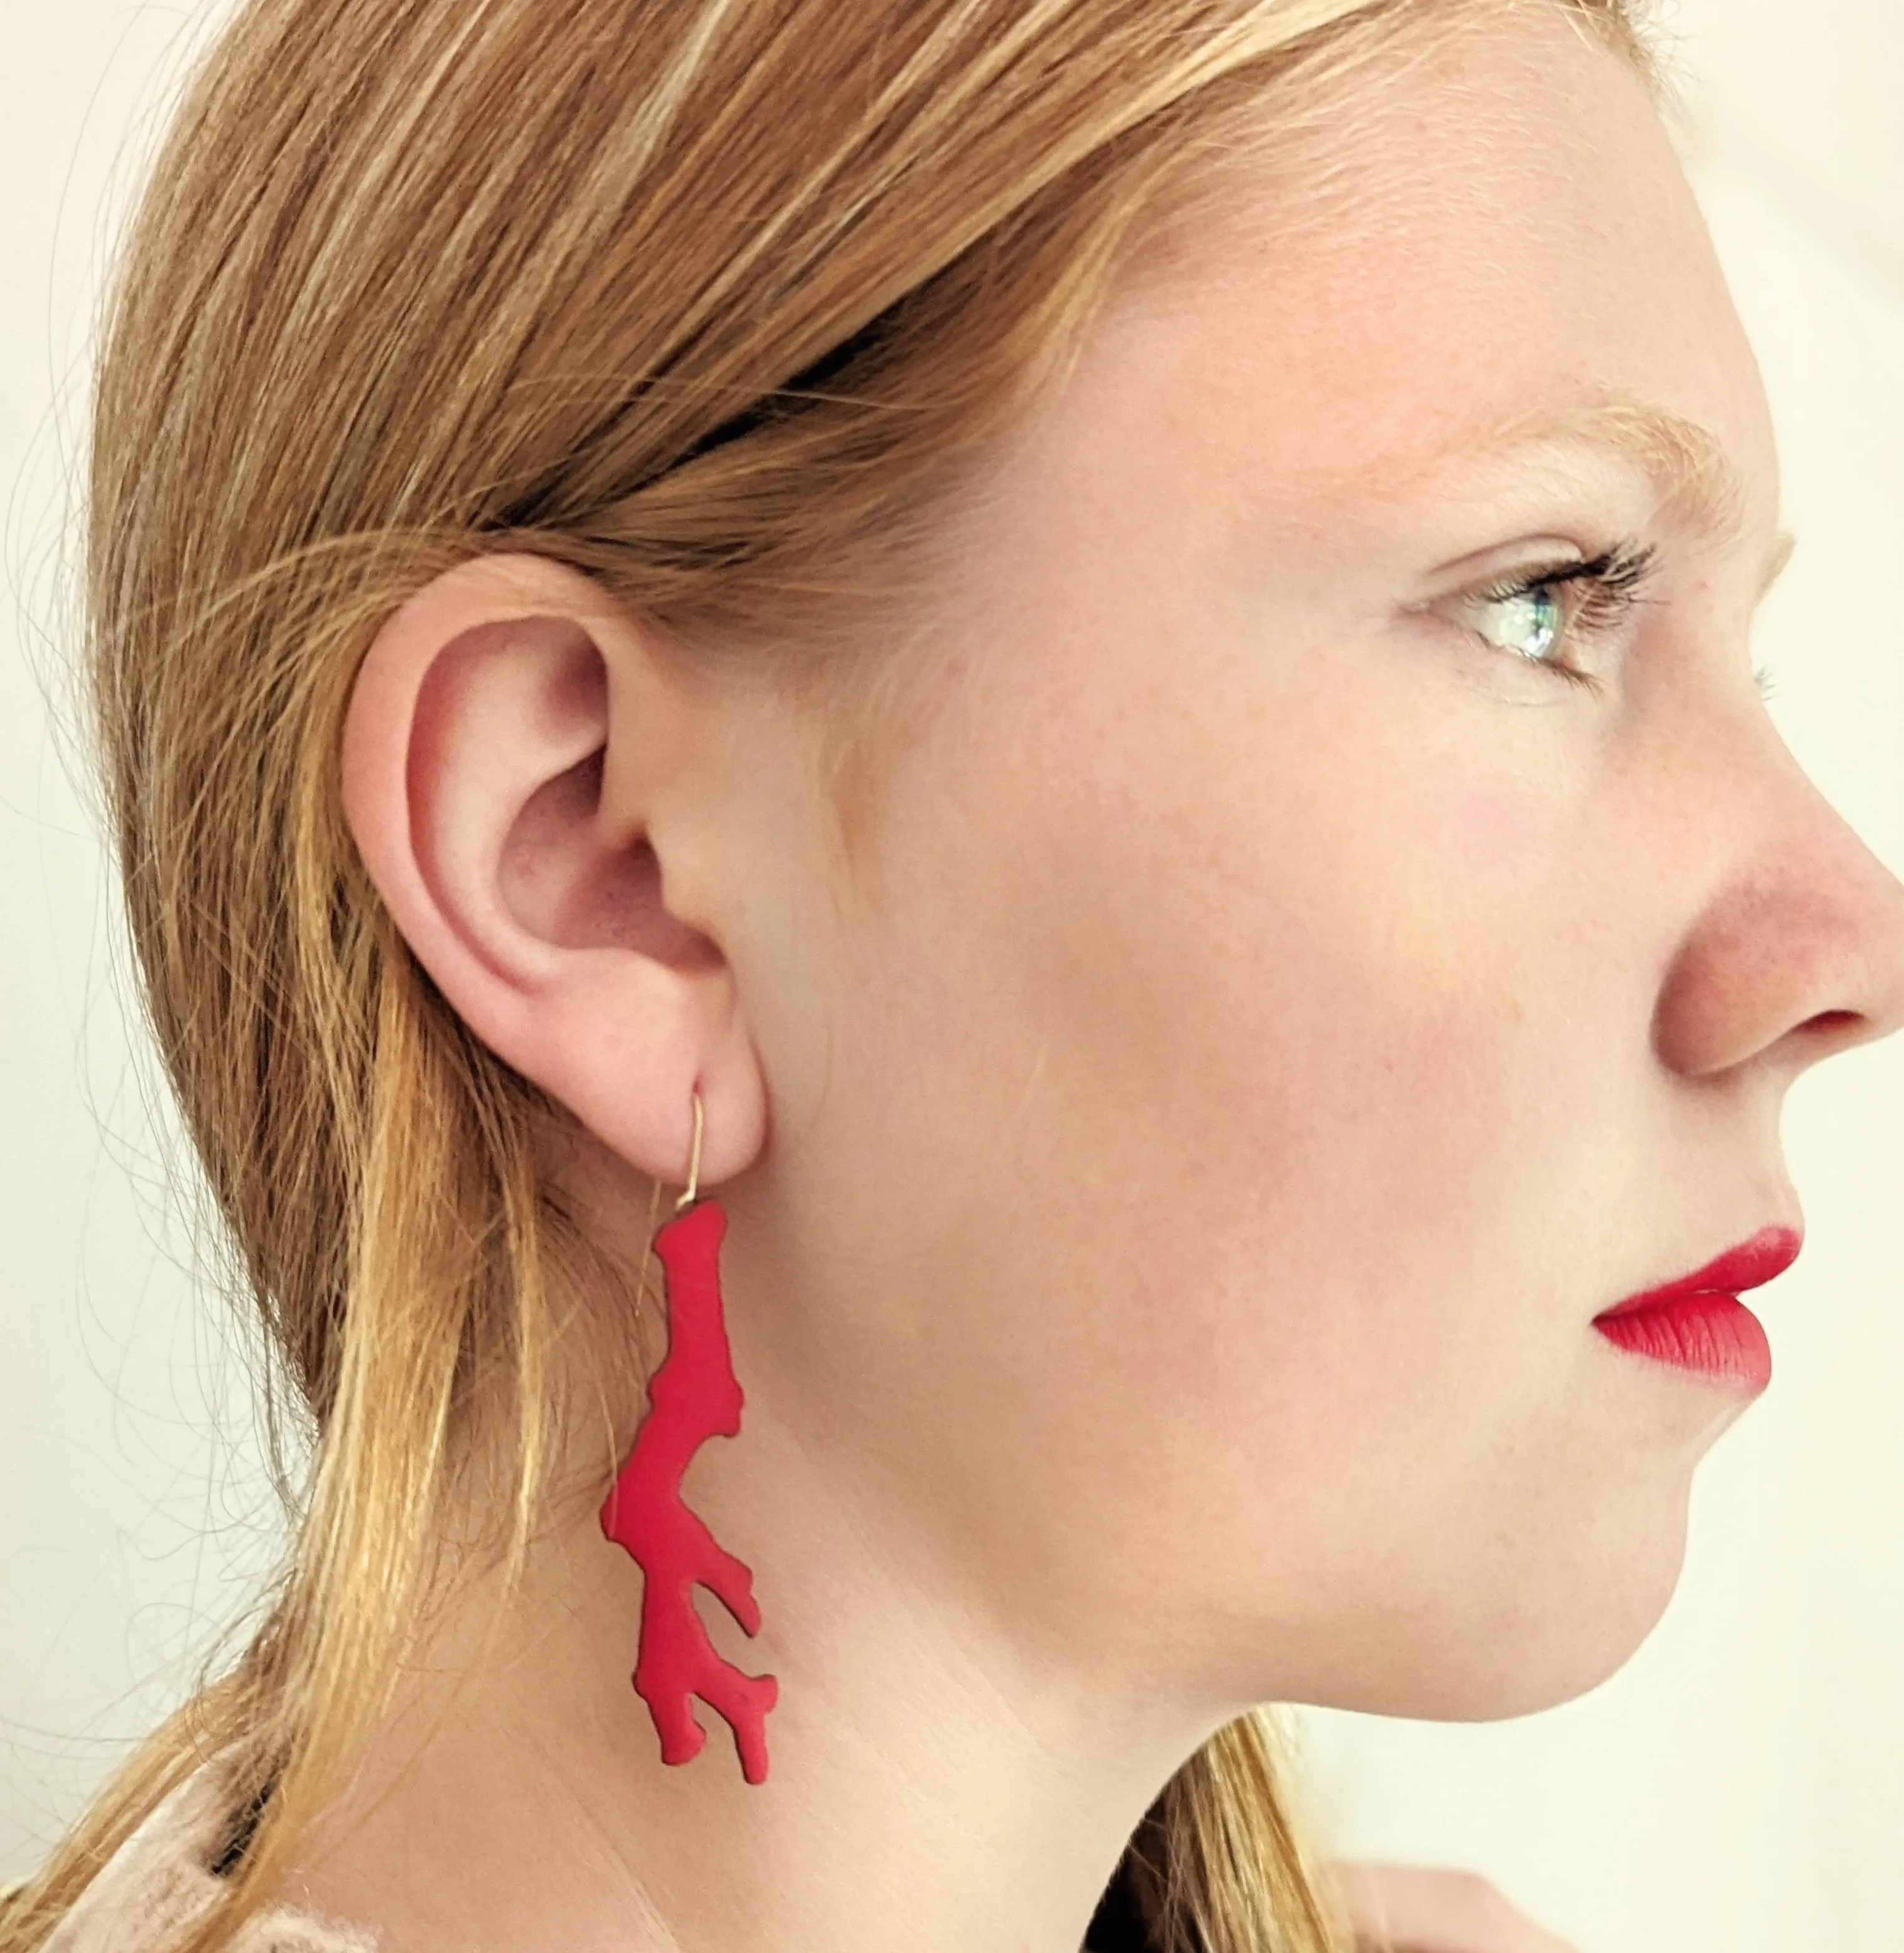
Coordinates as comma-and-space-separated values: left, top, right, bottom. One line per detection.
1453, 392, 1793, 594
1482, 395, 1752, 541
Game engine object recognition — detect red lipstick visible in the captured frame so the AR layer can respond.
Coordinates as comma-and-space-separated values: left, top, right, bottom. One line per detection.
1593, 1226, 1801, 1393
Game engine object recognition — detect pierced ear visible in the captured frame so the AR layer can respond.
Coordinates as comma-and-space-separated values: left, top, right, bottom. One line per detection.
340, 553, 766, 1187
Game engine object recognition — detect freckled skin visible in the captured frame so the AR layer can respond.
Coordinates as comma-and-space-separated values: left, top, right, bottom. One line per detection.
299, 15, 1904, 1950
716, 8, 1904, 1725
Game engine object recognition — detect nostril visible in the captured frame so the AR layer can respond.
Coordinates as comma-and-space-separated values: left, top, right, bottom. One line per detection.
1795, 1007, 1869, 1053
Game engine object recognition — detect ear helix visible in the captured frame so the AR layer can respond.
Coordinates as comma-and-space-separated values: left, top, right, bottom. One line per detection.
598, 1088, 778, 1783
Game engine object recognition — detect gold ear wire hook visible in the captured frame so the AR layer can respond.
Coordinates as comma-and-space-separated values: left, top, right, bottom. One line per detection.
676, 1088, 704, 1213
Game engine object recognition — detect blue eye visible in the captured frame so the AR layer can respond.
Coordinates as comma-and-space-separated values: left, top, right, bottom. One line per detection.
1467, 583, 1564, 664
1446, 543, 1658, 689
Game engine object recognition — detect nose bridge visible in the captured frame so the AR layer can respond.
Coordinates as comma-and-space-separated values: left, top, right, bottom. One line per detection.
1652, 714, 1904, 1080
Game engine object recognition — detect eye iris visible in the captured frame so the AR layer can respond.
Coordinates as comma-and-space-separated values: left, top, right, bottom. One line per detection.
1474, 584, 1562, 662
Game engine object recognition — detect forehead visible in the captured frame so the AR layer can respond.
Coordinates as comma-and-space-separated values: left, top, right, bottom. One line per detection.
1064, 4, 1775, 534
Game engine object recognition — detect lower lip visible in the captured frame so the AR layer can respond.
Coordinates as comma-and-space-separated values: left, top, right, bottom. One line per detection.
1593, 1294, 1772, 1393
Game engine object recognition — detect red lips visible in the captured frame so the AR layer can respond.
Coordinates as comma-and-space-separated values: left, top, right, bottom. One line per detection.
1593, 1226, 1802, 1392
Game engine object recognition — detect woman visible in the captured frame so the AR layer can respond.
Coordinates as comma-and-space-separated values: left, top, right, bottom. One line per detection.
9, 0, 1903, 1949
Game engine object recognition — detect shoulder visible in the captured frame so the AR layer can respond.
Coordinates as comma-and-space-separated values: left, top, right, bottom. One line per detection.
39, 1764, 373, 1953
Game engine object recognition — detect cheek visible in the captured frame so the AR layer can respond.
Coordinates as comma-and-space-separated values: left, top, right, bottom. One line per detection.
948, 632, 1687, 1696
1003, 652, 1594, 1306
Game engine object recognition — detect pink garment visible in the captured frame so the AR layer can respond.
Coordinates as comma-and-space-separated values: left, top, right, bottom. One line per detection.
39, 1764, 370, 1953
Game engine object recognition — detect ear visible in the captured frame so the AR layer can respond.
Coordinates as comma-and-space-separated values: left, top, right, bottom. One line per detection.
340, 553, 767, 1188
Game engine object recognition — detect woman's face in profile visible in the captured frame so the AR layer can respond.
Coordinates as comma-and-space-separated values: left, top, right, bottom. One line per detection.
715, 5, 1904, 1725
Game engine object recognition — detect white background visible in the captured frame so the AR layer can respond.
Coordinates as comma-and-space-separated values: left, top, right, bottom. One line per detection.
4, 4, 1903, 1947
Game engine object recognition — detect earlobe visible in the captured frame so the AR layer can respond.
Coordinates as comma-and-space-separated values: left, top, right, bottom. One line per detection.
340, 553, 767, 1186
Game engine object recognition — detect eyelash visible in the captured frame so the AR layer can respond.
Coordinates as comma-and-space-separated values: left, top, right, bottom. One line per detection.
1469, 540, 1660, 691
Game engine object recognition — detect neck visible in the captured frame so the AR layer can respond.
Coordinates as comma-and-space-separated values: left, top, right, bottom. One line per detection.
276, 1402, 1208, 1953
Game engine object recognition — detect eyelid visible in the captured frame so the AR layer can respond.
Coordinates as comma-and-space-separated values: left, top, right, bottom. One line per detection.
1463, 538, 1655, 599
1421, 530, 1606, 590
1471, 558, 1592, 604
1493, 542, 1656, 604
1428, 539, 1658, 692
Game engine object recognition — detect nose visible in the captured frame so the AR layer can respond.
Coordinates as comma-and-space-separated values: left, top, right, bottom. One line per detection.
1652, 734, 1904, 1081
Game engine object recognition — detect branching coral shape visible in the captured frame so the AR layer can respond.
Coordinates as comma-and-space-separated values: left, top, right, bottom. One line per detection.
599, 1198, 779, 1784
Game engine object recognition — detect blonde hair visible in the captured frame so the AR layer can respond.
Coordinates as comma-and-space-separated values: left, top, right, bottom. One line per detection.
7, 1, 1646, 1949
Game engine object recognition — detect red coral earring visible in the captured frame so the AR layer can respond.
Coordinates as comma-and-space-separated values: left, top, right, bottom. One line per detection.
599, 1088, 779, 1784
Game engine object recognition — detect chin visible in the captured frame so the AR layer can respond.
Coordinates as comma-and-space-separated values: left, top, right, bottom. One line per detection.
1301, 1498, 1696, 1724
1459, 1522, 1695, 1721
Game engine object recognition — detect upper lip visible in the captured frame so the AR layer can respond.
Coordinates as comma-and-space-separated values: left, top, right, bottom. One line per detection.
1597, 1225, 1804, 1320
